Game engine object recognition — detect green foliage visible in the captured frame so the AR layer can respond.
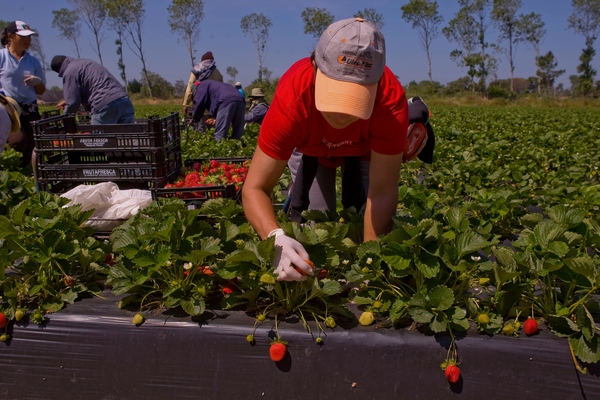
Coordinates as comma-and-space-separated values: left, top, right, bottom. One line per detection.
301, 7, 334, 40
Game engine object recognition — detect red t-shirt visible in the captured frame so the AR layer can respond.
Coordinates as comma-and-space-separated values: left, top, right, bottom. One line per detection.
258, 58, 408, 167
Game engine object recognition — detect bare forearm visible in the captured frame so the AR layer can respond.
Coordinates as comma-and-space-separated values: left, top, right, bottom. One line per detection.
363, 189, 398, 241
242, 187, 280, 239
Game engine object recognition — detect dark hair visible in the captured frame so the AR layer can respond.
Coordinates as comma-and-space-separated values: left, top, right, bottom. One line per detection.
1, 28, 9, 47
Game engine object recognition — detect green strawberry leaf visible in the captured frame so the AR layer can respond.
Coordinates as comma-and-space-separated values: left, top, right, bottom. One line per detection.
428, 286, 454, 311
430, 312, 448, 333
569, 332, 600, 364
409, 307, 434, 324
456, 230, 489, 259
546, 315, 579, 337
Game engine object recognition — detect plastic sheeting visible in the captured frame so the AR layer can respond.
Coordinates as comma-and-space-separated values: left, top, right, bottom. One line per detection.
1, 292, 599, 400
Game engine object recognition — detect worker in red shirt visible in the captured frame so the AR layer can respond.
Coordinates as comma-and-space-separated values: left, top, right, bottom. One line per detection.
242, 18, 409, 281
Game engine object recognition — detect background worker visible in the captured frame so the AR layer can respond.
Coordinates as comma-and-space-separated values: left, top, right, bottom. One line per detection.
244, 88, 269, 126
182, 51, 223, 117
192, 79, 245, 141
242, 18, 409, 281
0, 20, 46, 166
235, 82, 246, 101
51, 55, 134, 124
0, 94, 23, 157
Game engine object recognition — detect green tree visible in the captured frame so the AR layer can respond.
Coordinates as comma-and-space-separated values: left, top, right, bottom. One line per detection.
140, 70, 174, 99
401, 0, 444, 87
491, 0, 522, 93
69, 0, 108, 65
241, 13, 272, 83
226, 66, 239, 85
106, 0, 133, 88
574, 46, 597, 96
568, 0, 600, 96
301, 7, 334, 41
354, 8, 384, 30
515, 12, 546, 94
52, 8, 82, 58
537, 51, 565, 95
167, 0, 204, 67
443, 8, 478, 90
120, 0, 152, 97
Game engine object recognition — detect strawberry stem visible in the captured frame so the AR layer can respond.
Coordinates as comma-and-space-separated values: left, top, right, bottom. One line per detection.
569, 342, 588, 374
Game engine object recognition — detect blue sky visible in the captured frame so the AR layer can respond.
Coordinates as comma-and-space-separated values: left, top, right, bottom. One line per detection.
2, 0, 591, 91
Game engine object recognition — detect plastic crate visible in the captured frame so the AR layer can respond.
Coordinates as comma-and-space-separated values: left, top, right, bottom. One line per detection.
33, 113, 180, 150
151, 157, 248, 208
41, 109, 62, 119
35, 139, 181, 166
38, 172, 178, 195
183, 157, 249, 168
151, 183, 238, 209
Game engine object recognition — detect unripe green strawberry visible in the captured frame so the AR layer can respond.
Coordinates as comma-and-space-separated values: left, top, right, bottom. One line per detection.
315, 337, 323, 344
524, 318, 539, 336
257, 314, 266, 322
373, 300, 383, 309
132, 313, 145, 325
477, 313, 490, 325
260, 274, 276, 285
246, 334, 255, 343
502, 324, 515, 336
359, 311, 375, 326
324, 316, 336, 328
14, 309, 25, 322
31, 310, 45, 325
0, 333, 9, 342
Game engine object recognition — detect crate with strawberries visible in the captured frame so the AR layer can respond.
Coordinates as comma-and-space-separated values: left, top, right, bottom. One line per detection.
151, 157, 250, 207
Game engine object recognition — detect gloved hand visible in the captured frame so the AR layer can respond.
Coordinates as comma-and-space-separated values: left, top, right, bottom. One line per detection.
24, 75, 42, 87
269, 228, 313, 281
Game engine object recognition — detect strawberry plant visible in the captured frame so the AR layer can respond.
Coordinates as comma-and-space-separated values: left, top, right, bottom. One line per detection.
0, 192, 108, 319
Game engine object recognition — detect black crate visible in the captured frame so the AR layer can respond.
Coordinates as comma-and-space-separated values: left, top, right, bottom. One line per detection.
36, 139, 181, 166
183, 157, 250, 168
41, 109, 62, 119
33, 113, 180, 150
151, 157, 248, 208
151, 183, 238, 209
38, 171, 178, 195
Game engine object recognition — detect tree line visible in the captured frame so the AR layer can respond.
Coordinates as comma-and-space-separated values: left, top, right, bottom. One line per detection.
5, 0, 598, 100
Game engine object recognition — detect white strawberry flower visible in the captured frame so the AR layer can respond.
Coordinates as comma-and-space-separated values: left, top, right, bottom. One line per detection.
183, 262, 193, 270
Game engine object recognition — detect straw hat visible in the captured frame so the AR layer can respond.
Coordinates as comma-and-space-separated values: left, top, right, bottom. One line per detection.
0, 94, 21, 133
250, 88, 265, 97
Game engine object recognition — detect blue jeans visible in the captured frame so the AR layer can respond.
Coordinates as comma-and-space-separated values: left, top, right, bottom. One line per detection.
213, 101, 245, 141
91, 96, 135, 124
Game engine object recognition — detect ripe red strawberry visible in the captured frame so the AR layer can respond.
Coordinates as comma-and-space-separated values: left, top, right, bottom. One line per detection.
444, 364, 461, 383
185, 172, 200, 186
269, 341, 287, 362
222, 282, 237, 295
0, 312, 7, 328
524, 318, 539, 336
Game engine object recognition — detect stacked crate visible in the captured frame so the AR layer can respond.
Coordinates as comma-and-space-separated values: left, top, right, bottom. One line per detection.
33, 113, 182, 194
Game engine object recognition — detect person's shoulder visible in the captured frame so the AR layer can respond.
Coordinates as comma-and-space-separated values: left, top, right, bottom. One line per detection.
278, 57, 313, 93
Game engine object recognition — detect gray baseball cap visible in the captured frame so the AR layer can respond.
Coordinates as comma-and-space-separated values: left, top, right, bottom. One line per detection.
315, 17, 385, 120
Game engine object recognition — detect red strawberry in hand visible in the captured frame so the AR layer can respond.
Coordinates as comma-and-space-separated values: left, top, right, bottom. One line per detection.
269, 340, 287, 362
444, 364, 461, 383
523, 318, 539, 336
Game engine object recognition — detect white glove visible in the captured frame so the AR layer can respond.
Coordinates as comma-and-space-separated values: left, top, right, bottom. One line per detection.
269, 228, 313, 281
24, 75, 42, 87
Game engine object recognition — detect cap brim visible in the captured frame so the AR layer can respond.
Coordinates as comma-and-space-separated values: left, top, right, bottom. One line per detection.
16, 30, 38, 37
417, 123, 435, 164
315, 69, 376, 120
